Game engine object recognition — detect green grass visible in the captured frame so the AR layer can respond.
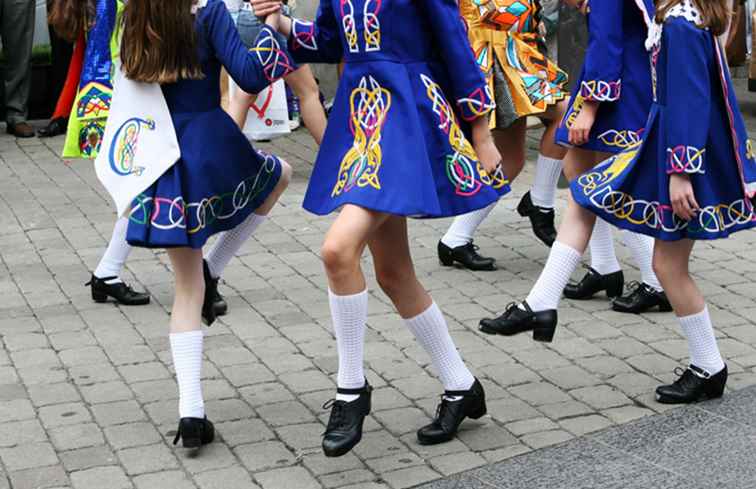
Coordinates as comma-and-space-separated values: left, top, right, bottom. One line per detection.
0, 44, 51, 67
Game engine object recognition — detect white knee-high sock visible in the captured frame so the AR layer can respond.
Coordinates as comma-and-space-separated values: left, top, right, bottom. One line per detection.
94, 217, 132, 283
678, 306, 725, 376
530, 154, 563, 209
205, 213, 267, 278
589, 218, 621, 275
524, 241, 583, 312
621, 230, 662, 291
441, 201, 498, 249
170, 330, 205, 419
329, 289, 368, 402
405, 302, 475, 392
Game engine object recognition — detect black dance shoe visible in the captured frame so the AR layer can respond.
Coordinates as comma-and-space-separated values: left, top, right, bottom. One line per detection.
37, 117, 68, 138
87, 275, 150, 306
612, 282, 673, 314
517, 191, 557, 247
202, 260, 228, 318
173, 416, 215, 450
438, 241, 496, 271
479, 302, 557, 342
656, 365, 727, 404
322, 383, 372, 457
563, 268, 624, 300
417, 378, 487, 445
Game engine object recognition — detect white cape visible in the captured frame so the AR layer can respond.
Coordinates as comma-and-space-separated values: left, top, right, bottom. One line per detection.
95, 69, 181, 218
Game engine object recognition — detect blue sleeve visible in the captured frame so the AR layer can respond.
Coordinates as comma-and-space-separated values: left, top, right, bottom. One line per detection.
581, 0, 624, 102
663, 19, 711, 175
203, 1, 297, 94
420, 0, 495, 121
287, 1, 343, 64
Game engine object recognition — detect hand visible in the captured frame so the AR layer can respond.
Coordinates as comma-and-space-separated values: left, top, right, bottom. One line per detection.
265, 10, 281, 29
669, 174, 699, 221
569, 100, 598, 146
473, 135, 502, 175
249, 0, 281, 18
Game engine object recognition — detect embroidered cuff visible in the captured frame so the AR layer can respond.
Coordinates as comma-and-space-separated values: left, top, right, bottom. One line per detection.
580, 79, 622, 102
456, 86, 496, 121
250, 25, 297, 82
666, 145, 705, 175
291, 18, 317, 51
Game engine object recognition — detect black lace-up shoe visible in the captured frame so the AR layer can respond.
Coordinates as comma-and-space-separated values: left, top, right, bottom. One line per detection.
87, 275, 150, 306
322, 383, 372, 457
517, 191, 557, 247
417, 378, 487, 445
563, 268, 624, 300
479, 301, 557, 342
173, 416, 215, 451
656, 365, 727, 404
612, 281, 673, 314
202, 260, 227, 319
438, 241, 496, 271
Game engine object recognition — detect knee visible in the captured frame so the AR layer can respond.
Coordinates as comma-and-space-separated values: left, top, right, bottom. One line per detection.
293, 77, 320, 102
375, 264, 414, 299
321, 237, 359, 277
652, 249, 671, 282
278, 160, 292, 189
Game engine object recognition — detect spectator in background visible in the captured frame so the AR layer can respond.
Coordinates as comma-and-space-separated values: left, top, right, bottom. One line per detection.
1, 0, 36, 138
38, 0, 74, 137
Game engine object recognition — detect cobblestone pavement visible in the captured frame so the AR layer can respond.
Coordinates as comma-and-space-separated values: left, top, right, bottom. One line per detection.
1, 86, 754, 489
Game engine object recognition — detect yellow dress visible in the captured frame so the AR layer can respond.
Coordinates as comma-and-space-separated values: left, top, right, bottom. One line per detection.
460, 0, 568, 129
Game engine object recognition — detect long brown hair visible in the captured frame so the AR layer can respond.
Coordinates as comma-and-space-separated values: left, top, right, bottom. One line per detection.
120, 0, 204, 84
48, 0, 96, 42
655, 0, 731, 36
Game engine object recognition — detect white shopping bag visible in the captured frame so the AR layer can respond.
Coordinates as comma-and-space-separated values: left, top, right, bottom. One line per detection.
95, 69, 181, 218
229, 77, 291, 141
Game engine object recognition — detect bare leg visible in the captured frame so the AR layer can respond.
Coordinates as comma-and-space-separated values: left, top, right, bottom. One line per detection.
285, 65, 327, 144
652, 239, 703, 316
228, 89, 256, 129
492, 118, 527, 182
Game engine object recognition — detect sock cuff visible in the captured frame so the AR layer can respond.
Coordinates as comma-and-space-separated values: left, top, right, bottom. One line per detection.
170, 330, 204, 343
678, 306, 709, 323
404, 301, 442, 326
536, 154, 563, 167
552, 240, 582, 261
328, 288, 369, 302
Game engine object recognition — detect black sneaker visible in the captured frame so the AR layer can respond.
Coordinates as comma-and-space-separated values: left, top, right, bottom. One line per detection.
417, 378, 487, 445
438, 241, 496, 271
87, 275, 150, 306
479, 301, 557, 342
612, 281, 672, 314
322, 383, 372, 457
656, 365, 727, 404
517, 191, 557, 247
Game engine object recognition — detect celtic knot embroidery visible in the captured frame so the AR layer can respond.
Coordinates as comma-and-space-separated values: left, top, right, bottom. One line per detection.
598, 129, 643, 149
332, 76, 392, 197
666, 145, 705, 174
109, 117, 155, 177
746, 139, 754, 161
130, 151, 279, 235
340, 0, 359, 53
456, 86, 496, 121
292, 19, 317, 51
421, 74, 508, 196
77, 82, 112, 119
580, 79, 622, 102
363, 0, 381, 52
249, 26, 296, 82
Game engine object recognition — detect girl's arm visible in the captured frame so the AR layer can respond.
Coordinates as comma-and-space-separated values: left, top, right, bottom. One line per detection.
581, 0, 625, 103
663, 18, 711, 176
205, 2, 297, 94
251, 0, 343, 64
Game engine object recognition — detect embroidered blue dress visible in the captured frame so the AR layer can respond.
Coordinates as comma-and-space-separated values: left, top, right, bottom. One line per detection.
126, 0, 295, 248
289, 0, 510, 218
571, 13, 756, 241
555, 0, 655, 154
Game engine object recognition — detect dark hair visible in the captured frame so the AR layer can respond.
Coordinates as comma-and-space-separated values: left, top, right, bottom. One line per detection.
120, 0, 204, 83
655, 0, 731, 36
48, 0, 96, 42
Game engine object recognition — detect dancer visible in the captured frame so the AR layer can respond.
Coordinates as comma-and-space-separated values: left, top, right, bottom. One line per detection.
227, 1, 327, 144
572, 0, 754, 402
116, 0, 293, 449
252, 0, 508, 456
438, 0, 569, 272
479, 0, 666, 342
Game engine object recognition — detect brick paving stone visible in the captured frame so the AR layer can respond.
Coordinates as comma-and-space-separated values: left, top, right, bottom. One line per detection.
179, 443, 237, 475
601, 405, 655, 424
39, 403, 92, 428
91, 400, 146, 426
258, 401, 316, 427
28, 383, 81, 407
520, 429, 574, 449
255, 466, 321, 489
508, 382, 572, 405
216, 419, 275, 447
49, 423, 105, 451
80, 381, 134, 404
195, 466, 261, 489
570, 385, 633, 410
381, 466, 441, 489
303, 452, 366, 477
59, 445, 118, 472
428, 452, 487, 476
505, 417, 559, 436
275, 422, 323, 450
480, 444, 532, 463
70, 466, 131, 489
559, 414, 614, 436
133, 470, 197, 489
104, 422, 162, 450
0, 442, 59, 470
235, 440, 297, 472
9, 464, 68, 489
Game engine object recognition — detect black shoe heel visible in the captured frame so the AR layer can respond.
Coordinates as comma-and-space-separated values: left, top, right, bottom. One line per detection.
91, 290, 109, 303
438, 247, 455, 267
173, 417, 215, 451
606, 275, 624, 299
533, 325, 557, 343
467, 403, 487, 420
658, 300, 673, 312
704, 377, 726, 399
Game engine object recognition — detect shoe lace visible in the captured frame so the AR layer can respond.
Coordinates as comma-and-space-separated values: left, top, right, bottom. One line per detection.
504, 302, 519, 314
323, 399, 347, 431
625, 281, 642, 292
672, 367, 699, 390
432, 395, 451, 426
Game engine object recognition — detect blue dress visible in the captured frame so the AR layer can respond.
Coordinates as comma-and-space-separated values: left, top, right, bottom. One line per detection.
126, 0, 295, 248
289, 0, 510, 218
572, 14, 756, 241
555, 0, 655, 154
